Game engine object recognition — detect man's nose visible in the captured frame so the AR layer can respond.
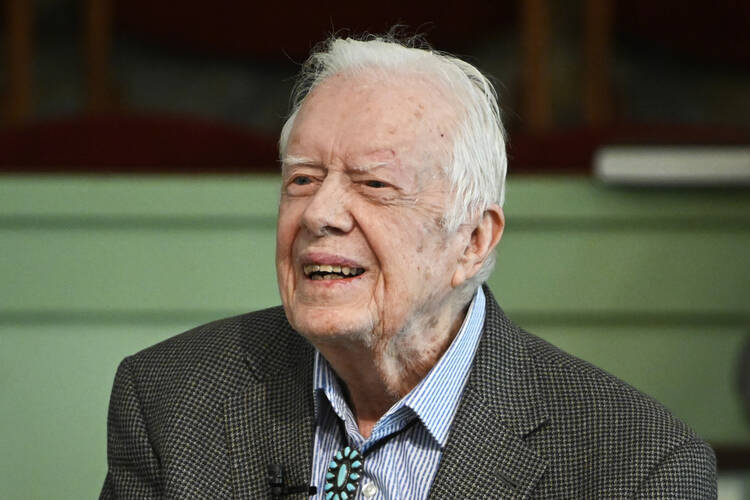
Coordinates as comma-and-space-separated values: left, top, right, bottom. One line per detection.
300, 177, 354, 237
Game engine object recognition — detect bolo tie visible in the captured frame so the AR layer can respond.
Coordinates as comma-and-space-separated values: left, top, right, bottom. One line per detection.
323, 417, 418, 499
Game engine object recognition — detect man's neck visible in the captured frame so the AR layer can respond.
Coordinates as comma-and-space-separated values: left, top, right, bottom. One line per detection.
315, 301, 470, 438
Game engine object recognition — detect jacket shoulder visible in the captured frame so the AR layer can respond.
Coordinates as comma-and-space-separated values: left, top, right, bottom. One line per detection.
104, 306, 304, 498
126, 305, 293, 373
519, 328, 715, 493
523, 329, 699, 439
109, 306, 308, 454
118, 306, 304, 421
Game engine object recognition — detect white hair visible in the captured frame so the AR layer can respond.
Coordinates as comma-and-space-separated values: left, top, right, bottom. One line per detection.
279, 34, 507, 289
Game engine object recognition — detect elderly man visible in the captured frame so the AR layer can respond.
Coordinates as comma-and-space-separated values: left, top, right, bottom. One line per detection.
101, 36, 716, 499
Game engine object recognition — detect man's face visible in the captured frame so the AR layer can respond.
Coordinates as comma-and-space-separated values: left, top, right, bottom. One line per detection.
276, 73, 469, 349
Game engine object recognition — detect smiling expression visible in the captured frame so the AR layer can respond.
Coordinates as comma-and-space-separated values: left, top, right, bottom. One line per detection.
276, 72, 473, 352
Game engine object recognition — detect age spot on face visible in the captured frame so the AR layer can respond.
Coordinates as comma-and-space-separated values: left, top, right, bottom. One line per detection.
427, 315, 439, 329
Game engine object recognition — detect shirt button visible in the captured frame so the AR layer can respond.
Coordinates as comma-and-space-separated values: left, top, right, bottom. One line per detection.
362, 482, 378, 498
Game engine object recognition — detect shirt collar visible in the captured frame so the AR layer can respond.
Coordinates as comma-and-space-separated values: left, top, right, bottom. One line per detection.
313, 287, 486, 448
313, 344, 356, 427
400, 287, 485, 446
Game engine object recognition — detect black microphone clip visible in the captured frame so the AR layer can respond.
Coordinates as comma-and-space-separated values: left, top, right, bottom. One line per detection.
267, 464, 317, 497
268, 464, 285, 497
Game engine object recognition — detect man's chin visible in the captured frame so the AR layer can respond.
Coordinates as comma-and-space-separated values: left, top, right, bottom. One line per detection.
289, 315, 376, 349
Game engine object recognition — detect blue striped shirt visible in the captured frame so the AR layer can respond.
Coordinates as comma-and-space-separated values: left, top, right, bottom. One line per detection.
311, 288, 486, 499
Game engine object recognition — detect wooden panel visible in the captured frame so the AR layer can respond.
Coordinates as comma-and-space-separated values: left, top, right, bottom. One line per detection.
4, 175, 747, 220
1, 176, 748, 317
0, 323, 189, 500
504, 177, 750, 220
0, 176, 280, 217
1, 227, 278, 314
1, 175, 748, 500
491, 229, 750, 315
2, 224, 747, 317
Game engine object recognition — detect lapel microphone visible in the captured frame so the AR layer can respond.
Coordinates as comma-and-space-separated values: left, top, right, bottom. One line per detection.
267, 464, 317, 497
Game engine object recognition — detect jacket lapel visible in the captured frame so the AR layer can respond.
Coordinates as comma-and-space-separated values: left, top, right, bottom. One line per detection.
429, 287, 549, 499
221, 291, 548, 498
223, 312, 316, 499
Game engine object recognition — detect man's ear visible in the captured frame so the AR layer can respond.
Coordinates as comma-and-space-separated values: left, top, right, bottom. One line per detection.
451, 205, 505, 288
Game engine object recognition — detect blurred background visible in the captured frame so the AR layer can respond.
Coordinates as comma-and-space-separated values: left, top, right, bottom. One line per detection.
0, 0, 749, 498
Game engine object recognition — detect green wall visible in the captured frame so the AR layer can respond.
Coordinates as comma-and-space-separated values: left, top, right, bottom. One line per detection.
1, 175, 749, 499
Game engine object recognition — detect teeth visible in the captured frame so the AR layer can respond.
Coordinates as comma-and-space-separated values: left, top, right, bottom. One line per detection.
303, 264, 320, 275
303, 262, 365, 278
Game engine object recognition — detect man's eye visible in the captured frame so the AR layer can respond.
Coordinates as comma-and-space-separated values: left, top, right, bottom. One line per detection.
365, 180, 388, 188
291, 176, 312, 186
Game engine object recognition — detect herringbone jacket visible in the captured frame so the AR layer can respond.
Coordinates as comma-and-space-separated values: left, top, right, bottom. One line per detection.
101, 287, 717, 498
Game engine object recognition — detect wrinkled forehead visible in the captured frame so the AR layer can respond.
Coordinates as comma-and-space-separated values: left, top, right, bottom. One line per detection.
287, 71, 461, 177
309, 70, 460, 125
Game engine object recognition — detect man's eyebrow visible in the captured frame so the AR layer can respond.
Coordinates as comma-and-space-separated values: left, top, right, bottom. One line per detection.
348, 160, 393, 172
281, 155, 394, 172
348, 148, 398, 172
281, 155, 319, 168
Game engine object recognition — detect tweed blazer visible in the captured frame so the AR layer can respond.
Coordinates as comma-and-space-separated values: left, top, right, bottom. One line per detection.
101, 287, 717, 499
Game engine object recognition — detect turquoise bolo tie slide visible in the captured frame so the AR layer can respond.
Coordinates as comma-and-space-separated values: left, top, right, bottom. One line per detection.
324, 446, 363, 499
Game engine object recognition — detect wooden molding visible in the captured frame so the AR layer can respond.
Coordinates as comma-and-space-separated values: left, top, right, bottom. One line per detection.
3, 0, 33, 124
520, 0, 552, 133
84, 0, 118, 112
583, 0, 615, 126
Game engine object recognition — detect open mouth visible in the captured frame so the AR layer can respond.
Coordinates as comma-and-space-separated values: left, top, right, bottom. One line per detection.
303, 264, 366, 281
